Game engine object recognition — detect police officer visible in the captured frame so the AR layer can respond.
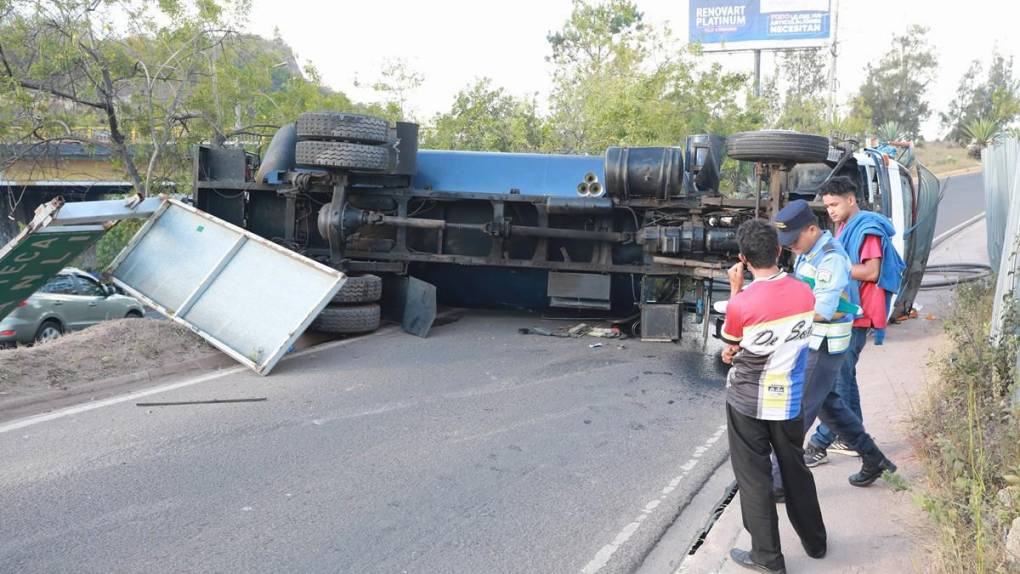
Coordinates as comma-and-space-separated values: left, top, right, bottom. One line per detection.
771, 200, 897, 491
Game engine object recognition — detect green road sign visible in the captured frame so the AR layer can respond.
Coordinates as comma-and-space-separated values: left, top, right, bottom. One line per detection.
0, 226, 106, 319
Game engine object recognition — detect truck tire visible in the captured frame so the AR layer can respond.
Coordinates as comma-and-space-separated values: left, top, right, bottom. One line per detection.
310, 304, 381, 334
295, 140, 391, 171
296, 112, 389, 144
726, 131, 830, 164
333, 274, 382, 304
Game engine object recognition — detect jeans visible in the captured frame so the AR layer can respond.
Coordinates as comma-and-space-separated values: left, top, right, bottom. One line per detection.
811, 327, 869, 449
772, 338, 880, 489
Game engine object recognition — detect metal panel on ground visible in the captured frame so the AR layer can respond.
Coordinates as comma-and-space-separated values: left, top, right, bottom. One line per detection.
108, 199, 345, 375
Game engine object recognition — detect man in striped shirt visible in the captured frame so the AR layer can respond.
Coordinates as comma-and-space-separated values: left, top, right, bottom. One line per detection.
721, 219, 826, 574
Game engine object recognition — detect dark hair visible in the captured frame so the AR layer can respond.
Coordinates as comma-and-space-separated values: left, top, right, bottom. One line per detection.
735, 219, 779, 269
819, 175, 858, 198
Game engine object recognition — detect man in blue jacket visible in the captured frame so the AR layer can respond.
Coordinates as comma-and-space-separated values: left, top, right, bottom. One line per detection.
771, 200, 897, 490
806, 176, 907, 465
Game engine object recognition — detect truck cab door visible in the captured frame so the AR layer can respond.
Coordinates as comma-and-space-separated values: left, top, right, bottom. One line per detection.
893, 162, 940, 316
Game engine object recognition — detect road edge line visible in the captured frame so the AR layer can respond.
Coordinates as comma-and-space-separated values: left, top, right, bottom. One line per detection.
932, 212, 986, 250
0, 324, 400, 435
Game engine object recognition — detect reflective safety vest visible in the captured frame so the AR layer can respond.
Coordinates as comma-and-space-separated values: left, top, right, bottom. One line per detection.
796, 240, 855, 354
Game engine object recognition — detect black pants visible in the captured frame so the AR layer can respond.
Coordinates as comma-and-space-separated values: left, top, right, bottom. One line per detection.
771, 340, 880, 488
728, 403, 827, 569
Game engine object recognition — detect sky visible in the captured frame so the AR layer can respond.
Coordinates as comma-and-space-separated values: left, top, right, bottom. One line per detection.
246, 0, 1020, 140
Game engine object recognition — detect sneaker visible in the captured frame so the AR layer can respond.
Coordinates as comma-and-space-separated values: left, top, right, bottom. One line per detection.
828, 437, 860, 457
849, 456, 898, 487
729, 548, 787, 574
804, 443, 828, 467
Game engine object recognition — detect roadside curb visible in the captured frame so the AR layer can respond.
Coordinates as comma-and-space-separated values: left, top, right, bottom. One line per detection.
99, 352, 235, 386
0, 352, 234, 418
932, 211, 986, 250
931, 165, 982, 179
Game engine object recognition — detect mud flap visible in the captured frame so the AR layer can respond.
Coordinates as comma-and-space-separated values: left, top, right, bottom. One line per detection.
381, 275, 436, 338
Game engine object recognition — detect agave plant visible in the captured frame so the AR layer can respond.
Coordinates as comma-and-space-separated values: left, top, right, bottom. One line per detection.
876, 121, 904, 143
964, 118, 1002, 158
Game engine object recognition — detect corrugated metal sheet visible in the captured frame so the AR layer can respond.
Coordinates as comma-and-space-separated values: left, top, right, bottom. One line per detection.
988, 139, 1020, 345
982, 139, 1019, 269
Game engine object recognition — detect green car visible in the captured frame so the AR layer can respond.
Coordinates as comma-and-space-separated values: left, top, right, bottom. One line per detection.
0, 267, 145, 348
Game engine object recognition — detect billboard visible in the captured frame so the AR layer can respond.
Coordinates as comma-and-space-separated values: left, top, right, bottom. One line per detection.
689, 0, 831, 52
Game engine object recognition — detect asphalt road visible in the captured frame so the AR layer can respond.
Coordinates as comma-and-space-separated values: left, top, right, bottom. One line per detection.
0, 312, 730, 574
934, 171, 983, 236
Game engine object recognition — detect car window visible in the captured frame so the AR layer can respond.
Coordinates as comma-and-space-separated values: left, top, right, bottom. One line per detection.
38, 275, 78, 295
75, 275, 106, 297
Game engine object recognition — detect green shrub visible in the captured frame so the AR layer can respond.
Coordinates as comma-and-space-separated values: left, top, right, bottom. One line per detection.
913, 281, 1019, 573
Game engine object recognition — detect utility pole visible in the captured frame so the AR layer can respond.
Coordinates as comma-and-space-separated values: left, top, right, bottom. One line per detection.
754, 49, 762, 98
827, 0, 840, 123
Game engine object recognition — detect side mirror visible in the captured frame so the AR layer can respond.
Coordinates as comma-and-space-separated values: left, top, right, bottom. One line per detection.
104, 284, 115, 297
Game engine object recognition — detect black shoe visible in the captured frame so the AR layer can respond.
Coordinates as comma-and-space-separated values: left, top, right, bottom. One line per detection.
802, 543, 827, 559
729, 548, 786, 574
771, 487, 786, 504
849, 455, 898, 487
804, 443, 828, 467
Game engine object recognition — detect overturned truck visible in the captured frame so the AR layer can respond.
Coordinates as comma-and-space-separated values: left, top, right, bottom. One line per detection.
193, 112, 940, 341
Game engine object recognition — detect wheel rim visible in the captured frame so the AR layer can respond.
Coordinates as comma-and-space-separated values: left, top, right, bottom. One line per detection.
37, 326, 61, 344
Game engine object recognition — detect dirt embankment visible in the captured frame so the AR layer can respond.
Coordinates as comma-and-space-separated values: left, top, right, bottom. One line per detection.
0, 319, 217, 391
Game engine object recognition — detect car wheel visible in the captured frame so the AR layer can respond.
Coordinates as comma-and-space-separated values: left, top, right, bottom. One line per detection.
726, 130, 830, 164
34, 320, 63, 345
125, 310, 144, 318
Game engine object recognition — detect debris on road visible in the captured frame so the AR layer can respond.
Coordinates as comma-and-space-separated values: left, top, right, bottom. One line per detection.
136, 397, 267, 407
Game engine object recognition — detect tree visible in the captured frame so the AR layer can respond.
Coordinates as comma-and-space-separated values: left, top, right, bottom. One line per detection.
854, 25, 938, 139
0, 0, 252, 197
546, 0, 645, 72
423, 78, 547, 152
356, 58, 423, 123
0, 0, 365, 202
771, 49, 828, 133
544, 0, 761, 155
941, 52, 1020, 143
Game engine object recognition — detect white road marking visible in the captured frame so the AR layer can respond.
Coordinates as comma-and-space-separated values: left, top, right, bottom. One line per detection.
580, 424, 728, 574
0, 329, 390, 435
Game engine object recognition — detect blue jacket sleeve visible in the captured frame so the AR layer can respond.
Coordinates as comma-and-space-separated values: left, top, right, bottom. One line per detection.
811, 252, 850, 321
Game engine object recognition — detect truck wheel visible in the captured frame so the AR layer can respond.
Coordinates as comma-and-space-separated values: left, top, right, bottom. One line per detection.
726, 131, 830, 164
34, 320, 63, 344
296, 112, 389, 144
311, 304, 381, 334
295, 140, 392, 172
333, 274, 382, 304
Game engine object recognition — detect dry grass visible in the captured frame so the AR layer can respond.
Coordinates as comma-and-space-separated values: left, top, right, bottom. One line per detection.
913, 282, 1020, 573
916, 140, 981, 174
0, 318, 214, 390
